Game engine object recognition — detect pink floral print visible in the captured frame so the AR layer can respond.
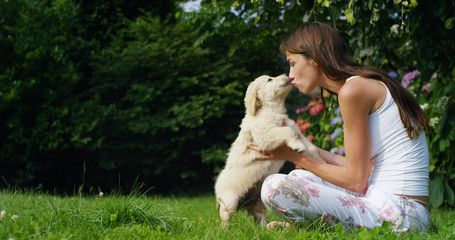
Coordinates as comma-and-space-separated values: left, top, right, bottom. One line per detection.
379, 206, 399, 222
337, 194, 367, 214
303, 183, 320, 198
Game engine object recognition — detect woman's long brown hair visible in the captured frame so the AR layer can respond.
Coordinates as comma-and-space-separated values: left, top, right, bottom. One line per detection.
280, 22, 428, 139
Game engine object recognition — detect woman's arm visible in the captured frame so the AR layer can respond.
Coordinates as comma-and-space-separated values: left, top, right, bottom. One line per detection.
318, 148, 346, 166
327, 78, 374, 193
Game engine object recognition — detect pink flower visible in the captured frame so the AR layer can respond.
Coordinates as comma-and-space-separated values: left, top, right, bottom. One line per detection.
295, 106, 309, 114
421, 83, 431, 91
306, 135, 314, 142
401, 70, 420, 88
296, 119, 311, 133
309, 103, 324, 115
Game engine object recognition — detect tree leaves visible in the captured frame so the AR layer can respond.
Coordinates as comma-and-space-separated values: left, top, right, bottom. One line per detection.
445, 17, 454, 30
430, 174, 444, 208
445, 181, 455, 205
430, 173, 455, 208
344, 9, 356, 25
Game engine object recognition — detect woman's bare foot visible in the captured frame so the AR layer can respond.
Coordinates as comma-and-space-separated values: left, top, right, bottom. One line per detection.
266, 221, 292, 230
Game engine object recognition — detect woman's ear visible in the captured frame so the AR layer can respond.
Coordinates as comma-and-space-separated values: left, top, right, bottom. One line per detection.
309, 58, 318, 66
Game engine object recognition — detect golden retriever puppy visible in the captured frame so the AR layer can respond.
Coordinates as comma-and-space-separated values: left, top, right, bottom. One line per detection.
214, 74, 324, 227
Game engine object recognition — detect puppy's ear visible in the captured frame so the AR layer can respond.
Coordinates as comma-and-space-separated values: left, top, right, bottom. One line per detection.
244, 82, 262, 116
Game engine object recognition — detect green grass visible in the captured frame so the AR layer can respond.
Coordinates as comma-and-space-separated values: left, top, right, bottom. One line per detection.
0, 188, 454, 239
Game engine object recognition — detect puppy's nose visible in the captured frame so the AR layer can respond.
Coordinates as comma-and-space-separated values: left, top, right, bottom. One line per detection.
284, 73, 288, 76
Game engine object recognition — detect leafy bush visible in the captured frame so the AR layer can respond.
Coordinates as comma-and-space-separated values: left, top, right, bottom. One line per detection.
0, 0, 291, 192
0, 0, 96, 186
407, 0, 455, 209
86, 5, 291, 191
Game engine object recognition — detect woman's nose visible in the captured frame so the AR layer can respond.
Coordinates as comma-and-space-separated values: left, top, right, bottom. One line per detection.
288, 70, 294, 79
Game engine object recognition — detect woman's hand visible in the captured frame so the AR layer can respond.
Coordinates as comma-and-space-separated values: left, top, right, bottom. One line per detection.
248, 144, 308, 166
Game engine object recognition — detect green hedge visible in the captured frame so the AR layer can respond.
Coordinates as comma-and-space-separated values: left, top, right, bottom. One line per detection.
0, 0, 287, 193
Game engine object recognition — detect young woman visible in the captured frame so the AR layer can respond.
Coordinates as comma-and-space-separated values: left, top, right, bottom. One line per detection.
249, 22, 430, 232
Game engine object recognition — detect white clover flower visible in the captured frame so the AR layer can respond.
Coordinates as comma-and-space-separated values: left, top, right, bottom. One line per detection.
11, 215, 18, 221
430, 117, 440, 128
99, 192, 104, 197
0, 210, 6, 220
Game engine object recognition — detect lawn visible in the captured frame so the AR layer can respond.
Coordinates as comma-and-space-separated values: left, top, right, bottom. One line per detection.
0, 187, 454, 239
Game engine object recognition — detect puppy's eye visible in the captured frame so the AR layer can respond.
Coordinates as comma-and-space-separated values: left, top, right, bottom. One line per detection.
267, 78, 273, 82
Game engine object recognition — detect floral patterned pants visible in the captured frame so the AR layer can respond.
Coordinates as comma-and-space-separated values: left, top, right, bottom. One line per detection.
261, 170, 431, 232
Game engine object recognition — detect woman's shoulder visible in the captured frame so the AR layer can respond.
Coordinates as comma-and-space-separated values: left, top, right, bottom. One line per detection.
339, 77, 386, 114
339, 77, 375, 99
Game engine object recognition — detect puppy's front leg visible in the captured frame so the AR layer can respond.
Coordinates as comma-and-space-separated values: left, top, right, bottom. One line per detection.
252, 126, 304, 152
286, 118, 325, 162
285, 130, 307, 153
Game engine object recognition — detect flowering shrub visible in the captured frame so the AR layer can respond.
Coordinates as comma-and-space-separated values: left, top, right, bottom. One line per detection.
295, 89, 345, 156
400, 70, 455, 208
401, 70, 420, 88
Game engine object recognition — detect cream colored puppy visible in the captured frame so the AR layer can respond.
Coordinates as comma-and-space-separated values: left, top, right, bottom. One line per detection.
214, 74, 324, 227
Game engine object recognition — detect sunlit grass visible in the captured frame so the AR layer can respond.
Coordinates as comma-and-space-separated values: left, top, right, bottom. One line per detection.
0, 187, 454, 239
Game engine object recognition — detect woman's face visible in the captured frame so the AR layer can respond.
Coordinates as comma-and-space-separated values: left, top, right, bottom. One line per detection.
286, 51, 321, 94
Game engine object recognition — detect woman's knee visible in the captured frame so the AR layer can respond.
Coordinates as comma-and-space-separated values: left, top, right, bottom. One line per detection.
261, 174, 286, 202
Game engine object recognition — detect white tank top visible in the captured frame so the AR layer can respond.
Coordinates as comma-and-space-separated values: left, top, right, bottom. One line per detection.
346, 76, 429, 196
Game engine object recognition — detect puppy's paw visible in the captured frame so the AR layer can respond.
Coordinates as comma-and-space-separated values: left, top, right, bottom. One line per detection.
221, 220, 230, 228
287, 139, 306, 153
293, 147, 306, 153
